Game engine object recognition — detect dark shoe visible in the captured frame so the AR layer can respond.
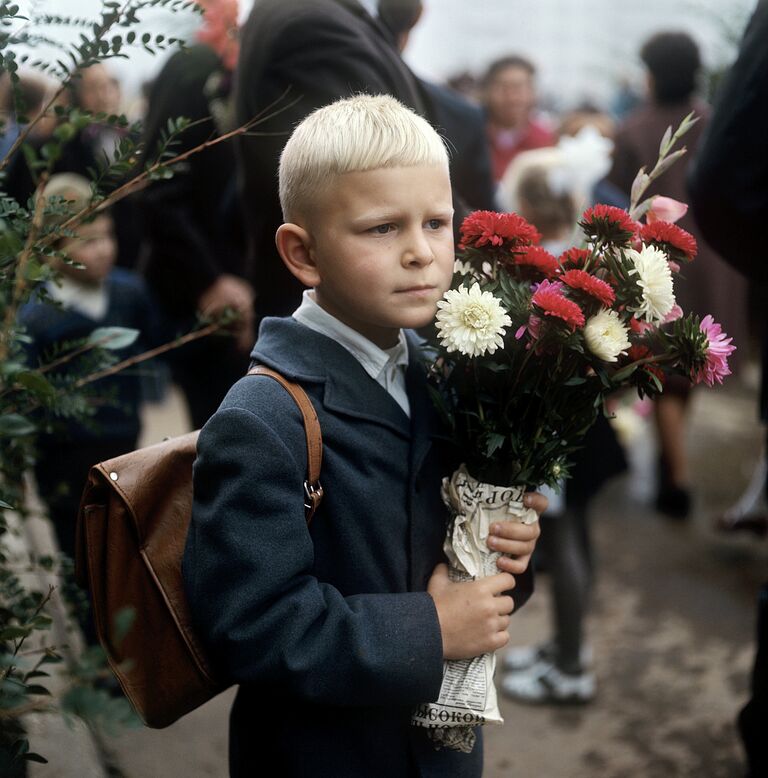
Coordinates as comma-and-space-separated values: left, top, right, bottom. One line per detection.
715, 513, 768, 537
655, 485, 691, 519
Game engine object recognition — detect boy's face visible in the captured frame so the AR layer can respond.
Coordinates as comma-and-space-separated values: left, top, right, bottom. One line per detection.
58, 215, 116, 285
305, 164, 455, 348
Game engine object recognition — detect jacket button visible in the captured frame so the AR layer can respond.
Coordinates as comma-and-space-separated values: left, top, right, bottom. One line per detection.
109, 472, 119, 481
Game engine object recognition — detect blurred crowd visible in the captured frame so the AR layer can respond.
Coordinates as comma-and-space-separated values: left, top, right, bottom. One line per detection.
3, 0, 766, 774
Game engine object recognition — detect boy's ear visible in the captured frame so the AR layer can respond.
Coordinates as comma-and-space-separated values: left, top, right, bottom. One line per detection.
275, 223, 321, 288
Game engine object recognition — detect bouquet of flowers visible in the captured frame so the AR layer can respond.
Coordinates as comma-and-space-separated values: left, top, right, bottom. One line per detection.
412, 115, 735, 751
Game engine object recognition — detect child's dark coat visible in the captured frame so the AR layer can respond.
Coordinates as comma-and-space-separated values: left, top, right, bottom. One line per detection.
184, 317, 531, 777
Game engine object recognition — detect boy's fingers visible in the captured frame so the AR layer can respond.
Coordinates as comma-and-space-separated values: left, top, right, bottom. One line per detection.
523, 491, 548, 516
489, 520, 540, 543
484, 571, 516, 593
495, 595, 514, 615
488, 536, 537, 556
496, 554, 531, 575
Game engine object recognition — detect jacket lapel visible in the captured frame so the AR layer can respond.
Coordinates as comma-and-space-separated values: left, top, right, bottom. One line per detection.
251, 317, 411, 438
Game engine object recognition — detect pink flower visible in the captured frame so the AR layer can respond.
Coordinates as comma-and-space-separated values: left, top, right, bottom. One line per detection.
647, 196, 688, 224
663, 304, 683, 324
693, 315, 736, 387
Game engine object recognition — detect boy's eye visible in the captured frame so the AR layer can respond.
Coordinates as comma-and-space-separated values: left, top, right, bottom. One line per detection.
426, 218, 445, 230
370, 223, 395, 235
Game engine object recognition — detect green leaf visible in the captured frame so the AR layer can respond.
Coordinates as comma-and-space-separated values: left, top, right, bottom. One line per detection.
0, 625, 30, 639
0, 499, 14, 510
24, 684, 52, 696
24, 753, 49, 764
0, 414, 36, 437
14, 370, 56, 400
87, 326, 139, 350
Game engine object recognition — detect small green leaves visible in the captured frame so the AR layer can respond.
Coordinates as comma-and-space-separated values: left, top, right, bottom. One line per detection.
87, 326, 140, 350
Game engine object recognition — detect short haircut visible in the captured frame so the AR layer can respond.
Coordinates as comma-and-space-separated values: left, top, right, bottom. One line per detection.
482, 55, 536, 88
641, 32, 701, 104
38, 173, 109, 232
278, 94, 449, 221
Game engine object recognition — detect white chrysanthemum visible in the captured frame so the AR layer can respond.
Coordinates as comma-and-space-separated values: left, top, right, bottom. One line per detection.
435, 282, 511, 357
583, 308, 631, 362
627, 243, 675, 323
453, 259, 474, 276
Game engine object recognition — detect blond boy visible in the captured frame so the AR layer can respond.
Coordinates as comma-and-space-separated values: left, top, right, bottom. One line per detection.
184, 95, 541, 778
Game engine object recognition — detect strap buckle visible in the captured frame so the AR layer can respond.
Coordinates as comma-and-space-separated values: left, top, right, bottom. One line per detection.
304, 480, 324, 518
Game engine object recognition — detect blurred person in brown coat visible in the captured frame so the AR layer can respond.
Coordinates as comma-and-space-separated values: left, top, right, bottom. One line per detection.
609, 31, 749, 519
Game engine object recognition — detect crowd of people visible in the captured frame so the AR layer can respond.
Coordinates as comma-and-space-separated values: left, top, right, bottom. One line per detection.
3, 0, 766, 775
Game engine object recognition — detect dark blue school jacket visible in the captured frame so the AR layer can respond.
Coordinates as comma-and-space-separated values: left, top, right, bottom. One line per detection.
184, 317, 533, 777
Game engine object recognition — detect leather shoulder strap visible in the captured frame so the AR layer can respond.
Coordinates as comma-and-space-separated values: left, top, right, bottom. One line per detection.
246, 365, 323, 523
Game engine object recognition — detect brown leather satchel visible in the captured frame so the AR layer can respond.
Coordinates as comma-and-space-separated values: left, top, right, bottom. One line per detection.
75, 366, 323, 728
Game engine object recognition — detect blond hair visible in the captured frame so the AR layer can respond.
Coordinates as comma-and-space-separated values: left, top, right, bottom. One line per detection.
278, 94, 449, 221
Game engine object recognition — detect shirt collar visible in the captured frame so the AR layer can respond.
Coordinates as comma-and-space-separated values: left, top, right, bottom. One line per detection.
292, 289, 408, 381
357, 0, 379, 19
46, 276, 108, 320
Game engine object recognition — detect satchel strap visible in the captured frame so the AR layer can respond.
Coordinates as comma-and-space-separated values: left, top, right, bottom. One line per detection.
246, 365, 324, 524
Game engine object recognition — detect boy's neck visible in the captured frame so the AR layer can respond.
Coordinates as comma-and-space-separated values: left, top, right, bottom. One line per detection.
309, 290, 401, 350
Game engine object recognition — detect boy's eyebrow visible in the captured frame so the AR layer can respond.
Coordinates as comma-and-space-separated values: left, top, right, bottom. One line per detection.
350, 208, 455, 225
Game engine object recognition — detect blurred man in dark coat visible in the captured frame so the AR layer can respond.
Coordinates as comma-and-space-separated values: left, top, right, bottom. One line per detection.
234, 0, 429, 319
688, 3, 768, 775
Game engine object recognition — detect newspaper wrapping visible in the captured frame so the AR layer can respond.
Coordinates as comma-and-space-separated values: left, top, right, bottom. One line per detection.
411, 464, 539, 752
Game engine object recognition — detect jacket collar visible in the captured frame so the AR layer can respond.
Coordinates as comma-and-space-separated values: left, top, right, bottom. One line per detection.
252, 317, 429, 439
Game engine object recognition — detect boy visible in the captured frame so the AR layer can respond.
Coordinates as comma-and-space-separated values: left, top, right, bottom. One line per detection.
183, 95, 542, 777
20, 173, 167, 636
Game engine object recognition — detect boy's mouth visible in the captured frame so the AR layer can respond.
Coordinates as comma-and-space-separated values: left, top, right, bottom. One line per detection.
395, 285, 437, 294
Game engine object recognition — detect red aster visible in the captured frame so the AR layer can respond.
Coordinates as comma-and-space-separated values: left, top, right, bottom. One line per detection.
531, 280, 585, 331
580, 204, 636, 244
627, 344, 665, 383
561, 269, 615, 306
559, 247, 590, 269
459, 210, 541, 250
513, 245, 560, 278
638, 221, 698, 262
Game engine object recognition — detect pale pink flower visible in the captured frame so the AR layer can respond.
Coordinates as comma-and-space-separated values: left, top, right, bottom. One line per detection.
663, 304, 684, 324
647, 196, 688, 224
693, 315, 736, 386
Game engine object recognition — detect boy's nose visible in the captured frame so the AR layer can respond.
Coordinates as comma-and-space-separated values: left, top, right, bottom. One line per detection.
402, 231, 434, 267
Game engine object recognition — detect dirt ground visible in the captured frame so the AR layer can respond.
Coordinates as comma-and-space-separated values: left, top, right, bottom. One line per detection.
27, 377, 767, 778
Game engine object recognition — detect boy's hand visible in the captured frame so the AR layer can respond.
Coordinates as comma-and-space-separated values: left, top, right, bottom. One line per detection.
428, 564, 515, 660
487, 491, 544, 575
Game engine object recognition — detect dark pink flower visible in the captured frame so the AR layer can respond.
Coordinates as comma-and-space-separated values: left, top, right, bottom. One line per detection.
692, 315, 736, 386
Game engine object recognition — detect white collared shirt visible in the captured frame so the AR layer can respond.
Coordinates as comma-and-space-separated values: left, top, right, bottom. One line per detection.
292, 289, 410, 418
47, 277, 108, 321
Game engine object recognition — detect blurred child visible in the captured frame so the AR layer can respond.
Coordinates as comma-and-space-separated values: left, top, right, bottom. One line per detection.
497, 132, 626, 704
19, 173, 167, 575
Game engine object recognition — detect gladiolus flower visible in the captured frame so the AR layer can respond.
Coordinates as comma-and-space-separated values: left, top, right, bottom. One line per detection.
583, 309, 631, 362
435, 282, 512, 357
531, 279, 585, 330
627, 244, 676, 323
692, 315, 736, 386
646, 196, 688, 224
561, 269, 615, 307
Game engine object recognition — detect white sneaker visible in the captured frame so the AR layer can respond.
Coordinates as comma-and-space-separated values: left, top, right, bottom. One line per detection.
500, 661, 596, 705
502, 643, 593, 673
